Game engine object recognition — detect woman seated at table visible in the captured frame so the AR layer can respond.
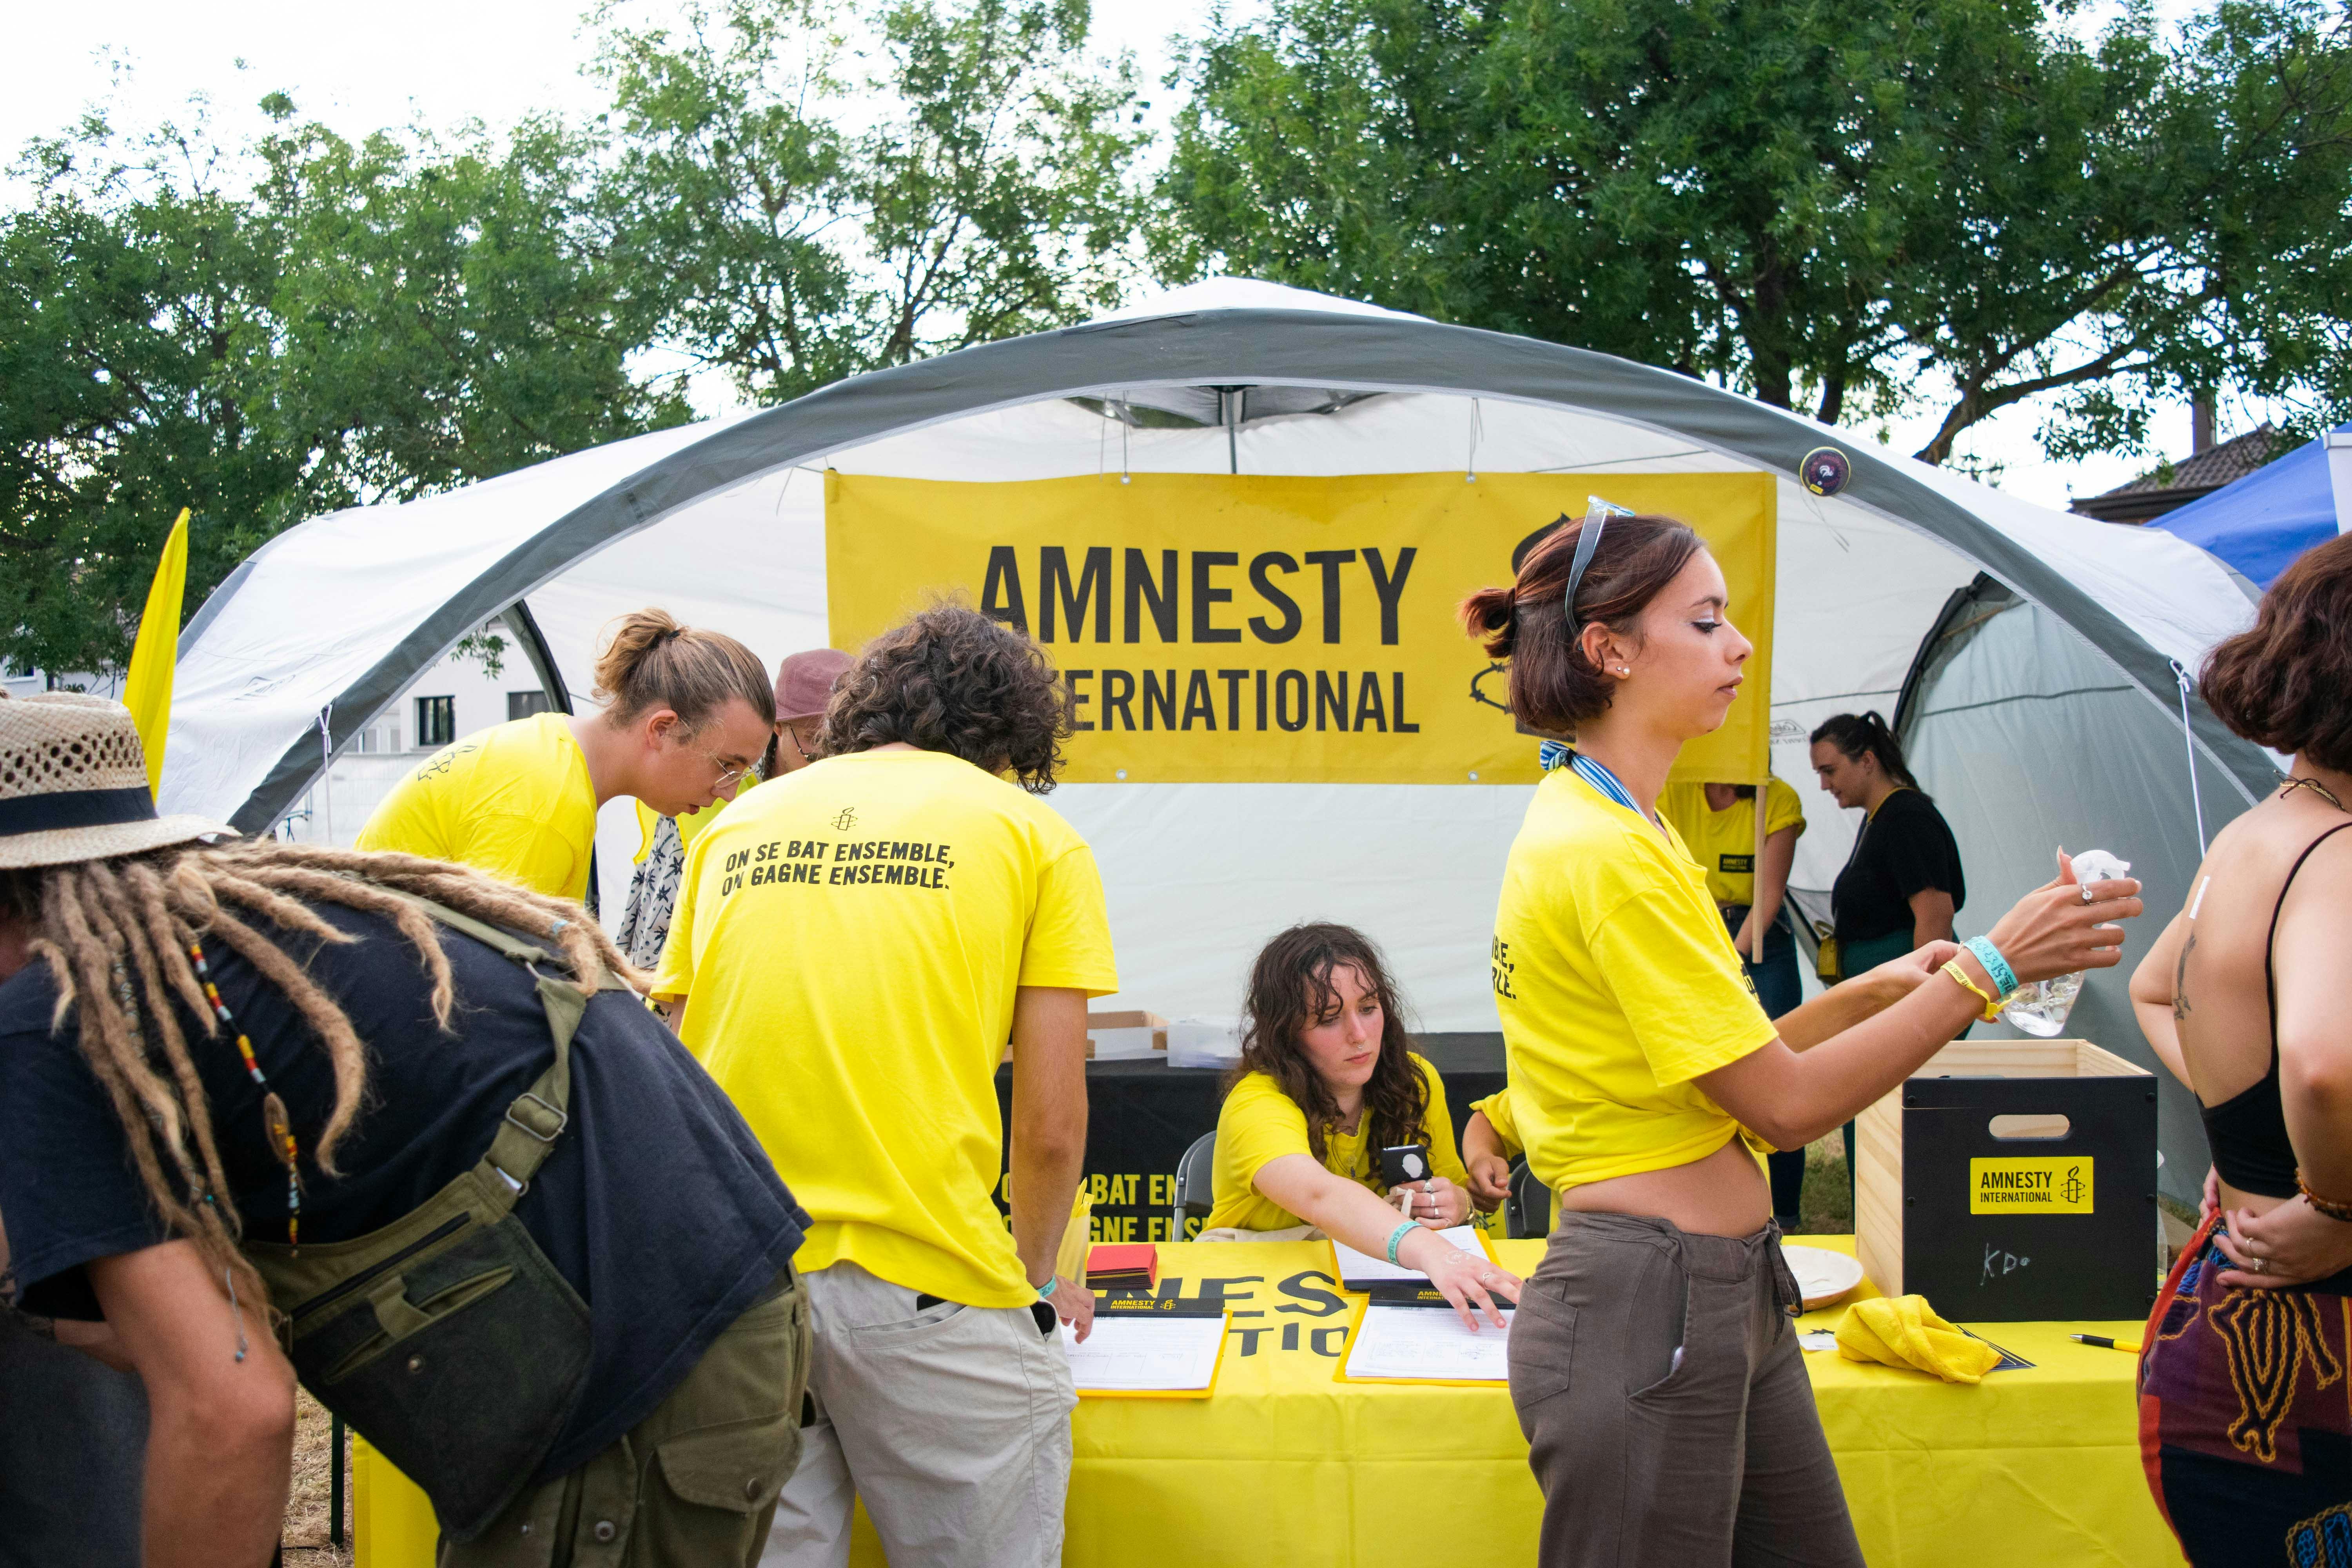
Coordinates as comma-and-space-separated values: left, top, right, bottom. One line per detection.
1203, 923, 1519, 1327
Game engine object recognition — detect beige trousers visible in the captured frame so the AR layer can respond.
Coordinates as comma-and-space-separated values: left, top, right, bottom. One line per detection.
761, 1261, 1076, 1568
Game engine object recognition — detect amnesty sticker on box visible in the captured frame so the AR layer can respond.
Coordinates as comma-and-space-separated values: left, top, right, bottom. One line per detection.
1969, 1157, 2093, 1214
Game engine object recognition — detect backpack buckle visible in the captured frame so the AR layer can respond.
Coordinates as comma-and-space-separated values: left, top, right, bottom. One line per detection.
504, 1092, 568, 1143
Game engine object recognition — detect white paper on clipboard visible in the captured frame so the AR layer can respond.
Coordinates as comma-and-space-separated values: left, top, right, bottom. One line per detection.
1345, 1303, 1514, 1382
1331, 1225, 1485, 1286
1060, 1314, 1227, 1393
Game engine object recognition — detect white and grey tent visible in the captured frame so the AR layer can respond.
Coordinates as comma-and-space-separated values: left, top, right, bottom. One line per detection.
164, 280, 2267, 1202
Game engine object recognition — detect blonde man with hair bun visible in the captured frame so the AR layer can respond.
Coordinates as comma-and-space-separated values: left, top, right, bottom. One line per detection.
359, 609, 775, 900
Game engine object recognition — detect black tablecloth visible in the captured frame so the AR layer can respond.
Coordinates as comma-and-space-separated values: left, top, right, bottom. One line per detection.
992, 1034, 1506, 1243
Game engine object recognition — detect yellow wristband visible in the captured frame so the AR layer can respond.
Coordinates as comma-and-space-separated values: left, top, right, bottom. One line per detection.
1941, 960, 2002, 1023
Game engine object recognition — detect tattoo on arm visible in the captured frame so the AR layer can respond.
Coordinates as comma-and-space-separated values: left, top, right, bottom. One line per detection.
2173, 933, 2196, 1022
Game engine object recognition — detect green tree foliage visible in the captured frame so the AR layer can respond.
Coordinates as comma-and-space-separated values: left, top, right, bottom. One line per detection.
1159, 0, 2352, 462
0, 99, 679, 679
596, 0, 1150, 402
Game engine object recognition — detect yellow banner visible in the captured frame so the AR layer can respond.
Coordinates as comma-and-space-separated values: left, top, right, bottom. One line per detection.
826, 471, 1775, 786
1969, 1157, 2095, 1215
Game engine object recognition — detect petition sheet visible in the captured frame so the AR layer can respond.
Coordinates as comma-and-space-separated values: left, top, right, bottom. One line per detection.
1061, 1314, 1227, 1393
1331, 1225, 1485, 1285
1344, 1303, 1514, 1383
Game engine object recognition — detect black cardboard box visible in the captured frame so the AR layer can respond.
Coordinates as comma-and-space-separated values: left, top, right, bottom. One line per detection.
1856, 1039, 2159, 1322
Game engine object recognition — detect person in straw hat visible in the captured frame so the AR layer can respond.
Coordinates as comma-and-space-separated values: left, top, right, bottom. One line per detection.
0, 693, 814, 1566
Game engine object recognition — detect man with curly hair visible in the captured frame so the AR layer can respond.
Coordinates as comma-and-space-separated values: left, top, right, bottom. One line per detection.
652, 604, 1118, 1568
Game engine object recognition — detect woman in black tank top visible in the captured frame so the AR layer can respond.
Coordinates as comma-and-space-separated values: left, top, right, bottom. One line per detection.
2129, 534, 2352, 1567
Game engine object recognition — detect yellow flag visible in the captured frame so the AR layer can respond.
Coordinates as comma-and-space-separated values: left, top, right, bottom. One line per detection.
123, 508, 191, 798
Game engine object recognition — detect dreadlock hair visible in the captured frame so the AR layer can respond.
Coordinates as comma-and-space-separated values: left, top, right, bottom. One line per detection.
1229, 923, 1430, 1170
0, 839, 641, 1321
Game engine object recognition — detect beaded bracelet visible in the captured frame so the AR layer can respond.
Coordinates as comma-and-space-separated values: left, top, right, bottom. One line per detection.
1963, 936, 2019, 999
2299, 1172, 2352, 1223
1386, 1220, 1419, 1266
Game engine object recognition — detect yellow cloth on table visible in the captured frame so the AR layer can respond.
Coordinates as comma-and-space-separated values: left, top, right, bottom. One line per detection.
1836, 1294, 2003, 1384
361, 1238, 2185, 1568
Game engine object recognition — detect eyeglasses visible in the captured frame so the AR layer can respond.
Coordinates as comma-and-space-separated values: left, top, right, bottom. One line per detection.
781, 722, 818, 762
696, 743, 757, 793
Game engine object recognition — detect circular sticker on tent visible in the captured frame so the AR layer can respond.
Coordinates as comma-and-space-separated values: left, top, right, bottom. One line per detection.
1801, 447, 1851, 497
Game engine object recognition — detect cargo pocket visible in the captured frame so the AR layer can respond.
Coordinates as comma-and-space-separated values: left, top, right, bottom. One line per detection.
655, 1413, 801, 1514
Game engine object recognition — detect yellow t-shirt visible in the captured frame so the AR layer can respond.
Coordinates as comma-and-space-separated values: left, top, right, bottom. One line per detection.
1492, 768, 1780, 1193
1657, 777, 1807, 908
1470, 1087, 1524, 1160
632, 782, 751, 863
1205, 1053, 1472, 1232
651, 748, 1119, 1308
355, 713, 596, 900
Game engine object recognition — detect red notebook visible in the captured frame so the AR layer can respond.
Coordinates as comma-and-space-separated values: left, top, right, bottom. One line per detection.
1086, 1243, 1159, 1292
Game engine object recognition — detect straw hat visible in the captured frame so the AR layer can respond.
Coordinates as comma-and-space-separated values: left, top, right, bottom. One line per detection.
0, 693, 236, 870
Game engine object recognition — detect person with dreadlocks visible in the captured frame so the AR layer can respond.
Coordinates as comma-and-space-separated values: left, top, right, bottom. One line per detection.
0, 693, 813, 1568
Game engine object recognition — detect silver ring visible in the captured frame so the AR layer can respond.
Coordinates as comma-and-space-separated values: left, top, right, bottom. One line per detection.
2080, 883, 2096, 903
1479, 1274, 1497, 1286
2252, 1255, 2268, 1274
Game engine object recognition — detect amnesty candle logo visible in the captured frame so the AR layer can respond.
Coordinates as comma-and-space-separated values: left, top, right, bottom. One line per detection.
825, 470, 1775, 787
1968, 1157, 2094, 1215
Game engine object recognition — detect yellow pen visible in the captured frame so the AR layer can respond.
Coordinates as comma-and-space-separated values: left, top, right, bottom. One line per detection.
2069, 1333, 2142, 1353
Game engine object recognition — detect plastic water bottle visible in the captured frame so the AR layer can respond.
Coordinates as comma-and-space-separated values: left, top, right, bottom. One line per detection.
2001, 849, 2130, 1037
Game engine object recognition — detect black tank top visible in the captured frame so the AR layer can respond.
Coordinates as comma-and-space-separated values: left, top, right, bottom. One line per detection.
2198, 822, 2352, 1198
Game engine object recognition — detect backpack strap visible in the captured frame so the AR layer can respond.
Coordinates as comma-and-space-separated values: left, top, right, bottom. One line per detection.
350, 879, 630, 1203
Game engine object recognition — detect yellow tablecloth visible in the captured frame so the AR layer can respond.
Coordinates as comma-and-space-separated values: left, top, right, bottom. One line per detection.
355, 1236, 2181, 1567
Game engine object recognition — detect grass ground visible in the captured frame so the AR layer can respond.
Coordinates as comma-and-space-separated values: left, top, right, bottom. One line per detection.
1795, 1133, 1855, 1236
282, 1386, 352, 1566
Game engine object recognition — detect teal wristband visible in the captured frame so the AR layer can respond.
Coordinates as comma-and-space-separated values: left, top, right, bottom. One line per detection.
1037, 1275, 1059, 1300
1964, 936, 2019, 998
1386, 1221, 1417, 1265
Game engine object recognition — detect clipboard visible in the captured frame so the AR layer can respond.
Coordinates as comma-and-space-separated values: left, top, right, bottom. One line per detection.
1330, 1296, 1515, 1388
1067, 1296, 1232, 1399
1327, 1224, 1498, 1293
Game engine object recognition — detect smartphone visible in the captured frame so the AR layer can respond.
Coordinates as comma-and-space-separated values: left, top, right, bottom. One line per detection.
1380, 1143, 1432, 1186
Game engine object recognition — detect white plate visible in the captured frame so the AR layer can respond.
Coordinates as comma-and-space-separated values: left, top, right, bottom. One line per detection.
1782, 1245, 1866, 1310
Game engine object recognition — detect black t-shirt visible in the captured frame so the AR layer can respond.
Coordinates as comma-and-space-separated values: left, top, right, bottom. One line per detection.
1831, 788, 1966, 946
0, 900, 809, 1486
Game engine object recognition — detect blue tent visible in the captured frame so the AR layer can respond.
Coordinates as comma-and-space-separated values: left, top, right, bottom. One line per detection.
2154, 423, 2352, 588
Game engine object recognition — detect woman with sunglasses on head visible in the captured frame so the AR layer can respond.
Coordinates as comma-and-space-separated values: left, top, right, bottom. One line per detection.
359, 608, 774, 902
1462, 512, 2141, 1567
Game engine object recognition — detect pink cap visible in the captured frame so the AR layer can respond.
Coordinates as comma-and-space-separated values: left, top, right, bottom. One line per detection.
774, 648, 854, 722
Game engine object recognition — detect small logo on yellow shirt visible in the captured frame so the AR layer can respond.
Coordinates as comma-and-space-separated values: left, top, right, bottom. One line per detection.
832, 806, 858, 831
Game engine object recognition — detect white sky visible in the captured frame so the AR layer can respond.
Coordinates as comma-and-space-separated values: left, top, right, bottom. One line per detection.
6, 0, 2244, 510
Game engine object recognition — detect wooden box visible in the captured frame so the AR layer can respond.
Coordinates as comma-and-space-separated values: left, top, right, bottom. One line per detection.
1084, 1010, 1169, 1061
1856, 1039, 2158, 1322
1003, 1010, 1170, 1063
